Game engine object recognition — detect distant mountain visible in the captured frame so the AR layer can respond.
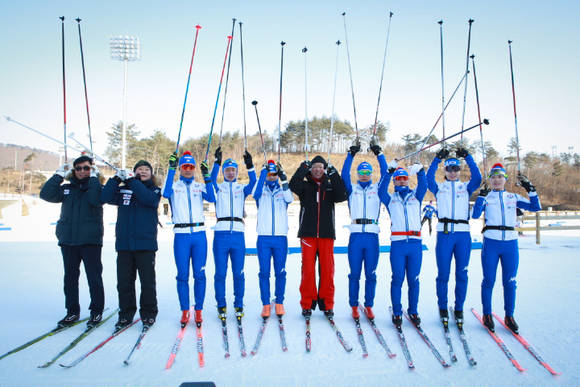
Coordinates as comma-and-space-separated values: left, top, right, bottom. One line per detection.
0, 144, 60, 171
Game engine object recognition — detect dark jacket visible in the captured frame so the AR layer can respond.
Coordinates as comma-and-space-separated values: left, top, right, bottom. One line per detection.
289, 165, 347, 239
40, 174, 104, 246
101, 177, 161, 252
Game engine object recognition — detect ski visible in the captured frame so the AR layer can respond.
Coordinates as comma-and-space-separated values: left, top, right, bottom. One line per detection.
450, 307, 477, 366
492, 312, 560, 375
165, 308, 193, 370
39, 309, 116, 368
471, 308, 525, 372
326, 315, 353, 353
403, 311, 450, 368
440, 316, 458, 363
389, 307, 414, 369
305, 315, 312, 353
0, 316, 90, 360
59, 318, 141, 368
236, 315, 247, 357
277, 315, 288, 352
124, 324, 151, 366
195, 322, 205, 368
359, 304, 396, 358
353, 317, 368, 358
250, 316, 269, 356
219, 315, 230, 358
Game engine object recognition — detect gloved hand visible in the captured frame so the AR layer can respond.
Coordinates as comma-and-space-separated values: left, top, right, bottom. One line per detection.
369, 139, 382, 156
55, 163, 70, 178
243, 151, 253, 169
387, 160, 398, 174
478, 186, 490, 197
349, 142, 361, 156
214, 146, 222, 166
90, 165, 100, 178
115, 169, 135, 182
200, 161, 210, 180
168, 152, 178, 169
326, 163, 337, 176
300, 160, 312, 170
518, 174, 536, 193
277, 163, 287, 181
455, 147, 469, 158
408, 163, 424, 176
436, 147, 450, 160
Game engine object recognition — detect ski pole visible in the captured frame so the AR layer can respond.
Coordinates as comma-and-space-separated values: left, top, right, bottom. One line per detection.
251, 101, 268, 165
5, 116, 83, 155
277, 41, 286, 162
470, 54, 488, 175
175, 25, 202, 154
341, 11, 359, 140
396, 119, 490, 161
59, 16, 67, 162
460, 19, 474, 140
438, 20, 446, 145
76, 18, 93, 154
327, 40, 341, 162
239, 21, 248, 150
508, 40, 521, 173
68, 133, 119, 171
302, 47, 309, 161
218, 19, 236, 147
371, 11, 394, 141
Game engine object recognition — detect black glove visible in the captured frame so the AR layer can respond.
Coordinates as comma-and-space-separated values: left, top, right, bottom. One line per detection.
300, 160, 312, 170
277, 163, 287, 181
370, 140, 382, 156
349, 142, 361, 156
456, 147, 469, 158
200, 161, 210, 180
478, 186, 490, 197
214, 146, 222, 166
168, 152, 178, 169
518, 174, 536, 193
243, 151, 253, 169
326, 163, 337, 176
436, 147, 449, 160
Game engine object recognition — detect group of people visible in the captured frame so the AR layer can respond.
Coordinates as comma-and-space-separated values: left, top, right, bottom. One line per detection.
40, 140, 540, 336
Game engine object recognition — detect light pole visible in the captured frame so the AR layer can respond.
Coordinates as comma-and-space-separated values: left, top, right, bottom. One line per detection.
110, 35, 140, 169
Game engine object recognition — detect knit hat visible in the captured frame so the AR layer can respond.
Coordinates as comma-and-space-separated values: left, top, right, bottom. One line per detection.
73, 155, 93, 167
179, 151, 195, 167
133, 160, 152, 173
392, 167, 408, 180
267, 159, 277, 174
444, 158, 461, 167
488, 163, 508, 179
357, 161, 373, 174
222, 158, 238, 171
311, 155, 327, 167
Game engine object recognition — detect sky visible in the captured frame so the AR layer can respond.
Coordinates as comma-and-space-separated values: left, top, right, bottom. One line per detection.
1, 0, 579, 163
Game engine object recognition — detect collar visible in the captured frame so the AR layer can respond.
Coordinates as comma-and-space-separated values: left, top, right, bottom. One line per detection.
357, 181, 371, 189
179, 175, 194, 185
394, 185, 411, 199
266, 180, 279, 191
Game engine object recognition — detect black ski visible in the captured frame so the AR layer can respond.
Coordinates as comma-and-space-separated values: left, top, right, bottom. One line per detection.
450, 307, 477, 366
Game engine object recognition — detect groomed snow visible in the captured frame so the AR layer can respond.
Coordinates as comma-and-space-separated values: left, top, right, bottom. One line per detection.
0, 196, 577, 386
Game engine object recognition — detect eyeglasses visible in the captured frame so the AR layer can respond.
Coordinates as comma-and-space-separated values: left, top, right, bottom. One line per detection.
394, 175, 409, 181
74, 166, 91, 172
181, 164, 195, 171
445, 165, 461, 172
358, 170, 372, 176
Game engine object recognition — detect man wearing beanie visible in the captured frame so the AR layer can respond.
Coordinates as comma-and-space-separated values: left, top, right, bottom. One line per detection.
102, 159, 161, 331
40, 155, 105, 329
162, 151, 216, 328
289, 154, 347, 320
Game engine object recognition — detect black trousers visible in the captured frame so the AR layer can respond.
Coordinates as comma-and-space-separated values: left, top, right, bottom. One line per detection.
117, 250, 158, 321
60, 245, 104, 315
421, 216, 432, 234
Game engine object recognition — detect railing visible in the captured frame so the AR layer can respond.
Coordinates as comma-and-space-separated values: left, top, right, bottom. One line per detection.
517, 211, 580, 244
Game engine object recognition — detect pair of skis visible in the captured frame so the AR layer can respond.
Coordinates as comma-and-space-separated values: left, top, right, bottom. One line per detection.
218, 312, 246, 359
301, 311, 353, 354
165, 308, 204, 369
472, 308, 560, 375
251, 311, 288, 355
448, 307, 477, 366
358, 304, 396, 359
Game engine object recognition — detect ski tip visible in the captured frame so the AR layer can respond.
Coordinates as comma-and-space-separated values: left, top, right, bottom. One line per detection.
388, 353, 397, 359
362, 353, 368, 358
123, 360, 130, 366
225, 352, 231, 358
37, 363, 49, 368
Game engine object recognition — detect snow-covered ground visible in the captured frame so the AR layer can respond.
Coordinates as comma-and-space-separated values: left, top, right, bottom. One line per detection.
0, 196, 578, 386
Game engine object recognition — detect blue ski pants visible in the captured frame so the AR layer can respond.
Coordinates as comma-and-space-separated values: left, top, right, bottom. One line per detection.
389, 239, 422, 316
435, 231, 472, 311
348, 232, 379, 307
213, 231, 245, 309
174, 232, 207, 311
481, 237, 519, 316
257, 235, 288, 305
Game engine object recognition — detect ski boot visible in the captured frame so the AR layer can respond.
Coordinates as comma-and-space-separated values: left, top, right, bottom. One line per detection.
142, 317, 155, 330
302, 308, 312, 318
275, 303, 285, 317
323, 309, 334, 318
57, 313, 79, 328
364, 306, 375, 320
483, 314, 495, 332
409, 313, 421, 327
217, 306, 227, 321
392, 314, 403, 329
439, 308, 449, 328
261, 304, 271, 318
454, 309, 464, 328
505, 316, 519, 334
87, 312, 102, 329
351, 306, 360, 320
194, 310, 203, 327
235, 307, 244, 320
115, 317, 131, 332
180, 310, 190, 328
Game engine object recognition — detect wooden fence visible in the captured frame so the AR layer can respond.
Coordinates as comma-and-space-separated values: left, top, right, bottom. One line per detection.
516, 210, 580, 244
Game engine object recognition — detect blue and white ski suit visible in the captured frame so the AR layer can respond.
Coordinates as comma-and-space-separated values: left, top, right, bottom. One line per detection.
163, 168, 217, 312
379, 169, 427, 316
341, 153, 388, 308
427, 155, 482, 312
211, 163, 257, 309
472, 189, 541, 316
253, 169, 293, 306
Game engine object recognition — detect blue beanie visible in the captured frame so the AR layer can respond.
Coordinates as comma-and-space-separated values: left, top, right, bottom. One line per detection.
222, 158, 238, 171
392, 167, 408, 180
357, 162, 373, 173
179, 151, 196, 167
444, 158, 461, 167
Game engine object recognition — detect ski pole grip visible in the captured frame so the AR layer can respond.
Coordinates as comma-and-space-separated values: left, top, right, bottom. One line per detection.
252, 101, 258, 106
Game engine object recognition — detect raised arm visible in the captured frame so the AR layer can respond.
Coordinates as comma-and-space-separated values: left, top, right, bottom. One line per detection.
465, 153, 482, 195
101, 177, 121, 205
162, 168, 176, 199
85, 177, 103, 207
243, 167, 257, 198
127, 179, 161, 209
253, 167, 268, 202
471, 186, 489, 219
341, 153, 354, 196
289, 162, 310, 198
414, 166, 427, 202
39, 174, 65, 203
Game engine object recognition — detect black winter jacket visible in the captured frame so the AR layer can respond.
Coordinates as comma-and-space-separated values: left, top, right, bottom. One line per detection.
101, 177, 161, 252
289, 165, 347, 239
40, 174, 104, 246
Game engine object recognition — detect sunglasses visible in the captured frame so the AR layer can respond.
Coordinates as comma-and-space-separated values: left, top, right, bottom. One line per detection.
358, 170, 372, 176
181, 164, 195, 171
267, 172, 278, 177
445, 165, 461, 172
488, 171, 508, 179
394, 175, 409, 181
74, 166, 91, 172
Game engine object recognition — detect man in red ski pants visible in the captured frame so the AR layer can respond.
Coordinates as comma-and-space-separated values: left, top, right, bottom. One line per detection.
289, 155, 347, 318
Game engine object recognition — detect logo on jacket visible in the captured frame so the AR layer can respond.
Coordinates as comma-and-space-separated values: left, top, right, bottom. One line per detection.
63, 189, 70, 195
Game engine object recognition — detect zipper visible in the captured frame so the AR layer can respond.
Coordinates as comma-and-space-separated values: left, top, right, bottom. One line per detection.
451, 180, 455, 233
229, 181, 233, 232
186, 182, 193, 233
317, 184, 321, 237
271, 188, 275, 236
499, 191, 505, 241
403, 192, 410, 241
362, 185, 367, 233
